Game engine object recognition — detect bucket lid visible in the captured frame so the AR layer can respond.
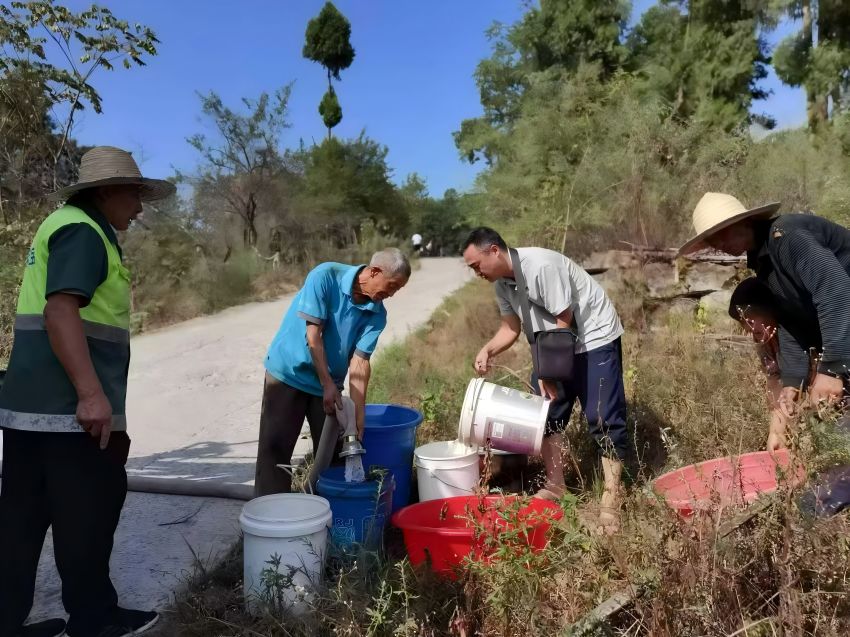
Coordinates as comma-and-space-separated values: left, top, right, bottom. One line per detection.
457, 378, 486, 445
239, 493, 332, 538
415, 440, 478, 462
317, 466, 395, 498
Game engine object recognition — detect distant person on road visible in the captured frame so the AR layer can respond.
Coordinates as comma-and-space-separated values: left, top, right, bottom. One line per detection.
254, 248, 411, 496
462, 227, 628, 534
0, 147, 173, 637
411, 233, 423, 254
680, 193, 850, 412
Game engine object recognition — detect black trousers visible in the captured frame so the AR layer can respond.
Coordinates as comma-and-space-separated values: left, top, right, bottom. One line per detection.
0, 428, 130, 637
254, 373, 329, 497
531, 338, 629, 460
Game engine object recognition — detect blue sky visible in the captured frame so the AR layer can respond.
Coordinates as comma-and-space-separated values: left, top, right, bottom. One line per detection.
60, 1, 805, 197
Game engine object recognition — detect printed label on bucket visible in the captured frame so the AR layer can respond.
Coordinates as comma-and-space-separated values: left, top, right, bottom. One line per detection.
485, 418, 535, 453
332, 518, 356, 545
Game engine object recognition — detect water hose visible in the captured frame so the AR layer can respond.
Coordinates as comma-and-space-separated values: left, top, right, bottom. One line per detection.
0, 373, 359, 502
306, 396, 362, 494
0, 460, 255, 501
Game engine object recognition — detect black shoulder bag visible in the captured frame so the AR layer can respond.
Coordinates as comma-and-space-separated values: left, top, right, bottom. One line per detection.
510, 248, 577, 381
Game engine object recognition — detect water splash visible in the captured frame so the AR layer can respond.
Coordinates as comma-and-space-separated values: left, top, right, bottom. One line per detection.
344, 454, 365, 483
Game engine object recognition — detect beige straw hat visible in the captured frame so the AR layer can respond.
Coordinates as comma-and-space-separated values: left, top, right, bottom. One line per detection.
678, 192, 780, 256
50, 146, 176, 202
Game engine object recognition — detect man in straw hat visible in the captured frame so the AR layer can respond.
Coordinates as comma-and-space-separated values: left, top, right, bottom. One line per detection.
679, 193, 850, 434
0, 147, 174, 637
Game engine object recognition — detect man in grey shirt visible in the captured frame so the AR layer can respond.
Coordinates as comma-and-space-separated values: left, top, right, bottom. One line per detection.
462, 227, 627, 533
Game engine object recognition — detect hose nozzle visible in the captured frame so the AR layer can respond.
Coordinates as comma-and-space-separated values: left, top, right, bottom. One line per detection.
339, 434, 366, 458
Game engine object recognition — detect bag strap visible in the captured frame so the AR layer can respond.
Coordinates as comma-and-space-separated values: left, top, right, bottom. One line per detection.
509, 248, 535, 344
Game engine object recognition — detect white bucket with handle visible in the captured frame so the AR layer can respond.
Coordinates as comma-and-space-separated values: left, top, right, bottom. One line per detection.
458, 378, 550, 455
414, 440, 480, 502
239, 493, 332, 616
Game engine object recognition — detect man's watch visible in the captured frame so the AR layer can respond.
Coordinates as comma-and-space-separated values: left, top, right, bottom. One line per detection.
819, 367, 848, 380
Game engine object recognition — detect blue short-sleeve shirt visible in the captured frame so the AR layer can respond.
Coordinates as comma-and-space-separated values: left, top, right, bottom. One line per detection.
264, 263, 387, 396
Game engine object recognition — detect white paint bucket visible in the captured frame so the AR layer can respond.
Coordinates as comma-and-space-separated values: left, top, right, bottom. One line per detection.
458, 378, 549, 455
239, 493, 332, 615
414, 440, 480, 502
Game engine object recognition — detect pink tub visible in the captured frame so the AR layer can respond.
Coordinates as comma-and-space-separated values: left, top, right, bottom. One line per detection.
653, 450, 805, 517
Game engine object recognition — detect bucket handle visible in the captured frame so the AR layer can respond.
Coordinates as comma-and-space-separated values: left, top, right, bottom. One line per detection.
415, 463, 477, 493
468, 377, 486, 418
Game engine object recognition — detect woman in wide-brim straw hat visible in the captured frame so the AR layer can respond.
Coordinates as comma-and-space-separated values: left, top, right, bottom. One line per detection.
679, 191, 850, 451
0, 146, 173, 637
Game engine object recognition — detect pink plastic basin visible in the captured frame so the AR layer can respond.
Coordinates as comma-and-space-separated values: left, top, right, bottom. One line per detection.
653, 450, 805, 517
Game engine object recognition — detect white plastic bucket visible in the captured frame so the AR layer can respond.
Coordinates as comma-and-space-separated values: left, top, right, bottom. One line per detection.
239, 493, 332, 615
458, 378, 549, 455
414, 440, 480, 502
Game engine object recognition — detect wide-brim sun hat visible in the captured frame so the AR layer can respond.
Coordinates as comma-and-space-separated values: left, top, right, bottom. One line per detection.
678, 192, 781, 256
49, 146, 176, 202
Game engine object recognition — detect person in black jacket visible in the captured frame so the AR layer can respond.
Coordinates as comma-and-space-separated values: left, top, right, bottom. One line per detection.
680, 193, 850, 408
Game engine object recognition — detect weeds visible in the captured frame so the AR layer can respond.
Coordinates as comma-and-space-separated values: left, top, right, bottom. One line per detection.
155, 282, 850, 636
255, 553, 291, 616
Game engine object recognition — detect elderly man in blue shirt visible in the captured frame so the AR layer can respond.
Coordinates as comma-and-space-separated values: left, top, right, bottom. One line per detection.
254, 248, 411, 496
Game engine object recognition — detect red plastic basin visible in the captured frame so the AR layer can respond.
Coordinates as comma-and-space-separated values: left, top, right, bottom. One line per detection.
653, 449, 805, 517
391, 495, 562, 575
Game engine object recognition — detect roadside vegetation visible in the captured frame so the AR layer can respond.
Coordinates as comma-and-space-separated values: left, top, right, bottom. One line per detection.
4, 0, 850, 634
154, 279, 850, 636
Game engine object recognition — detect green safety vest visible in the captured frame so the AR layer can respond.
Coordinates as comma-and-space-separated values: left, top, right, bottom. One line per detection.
0, 205, 131, 432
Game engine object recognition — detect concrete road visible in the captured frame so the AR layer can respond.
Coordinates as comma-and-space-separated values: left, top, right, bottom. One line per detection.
1, 257, 472, 624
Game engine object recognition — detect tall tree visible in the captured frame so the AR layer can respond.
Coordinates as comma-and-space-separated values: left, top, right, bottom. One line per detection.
0, 1, 160, 187
628, 0, 772, 131
302, 2, 355, 139
186, 86, 293, 248
454, 0, 629, 164
297, 134, 406, 239
772, 0, 850, 130
400, 173, 429, 204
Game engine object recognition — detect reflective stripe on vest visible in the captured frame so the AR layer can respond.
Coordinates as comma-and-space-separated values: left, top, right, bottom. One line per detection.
14, 314, 130, 344
0, 408, 127, 432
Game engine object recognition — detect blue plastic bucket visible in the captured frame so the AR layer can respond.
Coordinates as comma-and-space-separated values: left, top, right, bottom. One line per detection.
362, 404, 423, 512
317, 466, 395, 551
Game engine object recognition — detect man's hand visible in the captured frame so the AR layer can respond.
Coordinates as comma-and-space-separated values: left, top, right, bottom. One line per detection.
766, 430, 786, 453
766, 408, 788, 453
538, 378, 559, 401
776, 386, 799, 419
323, 383, 343, 416
77, 389, 112, 449
809, 373, 845, 405
474, 347, 491, 376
